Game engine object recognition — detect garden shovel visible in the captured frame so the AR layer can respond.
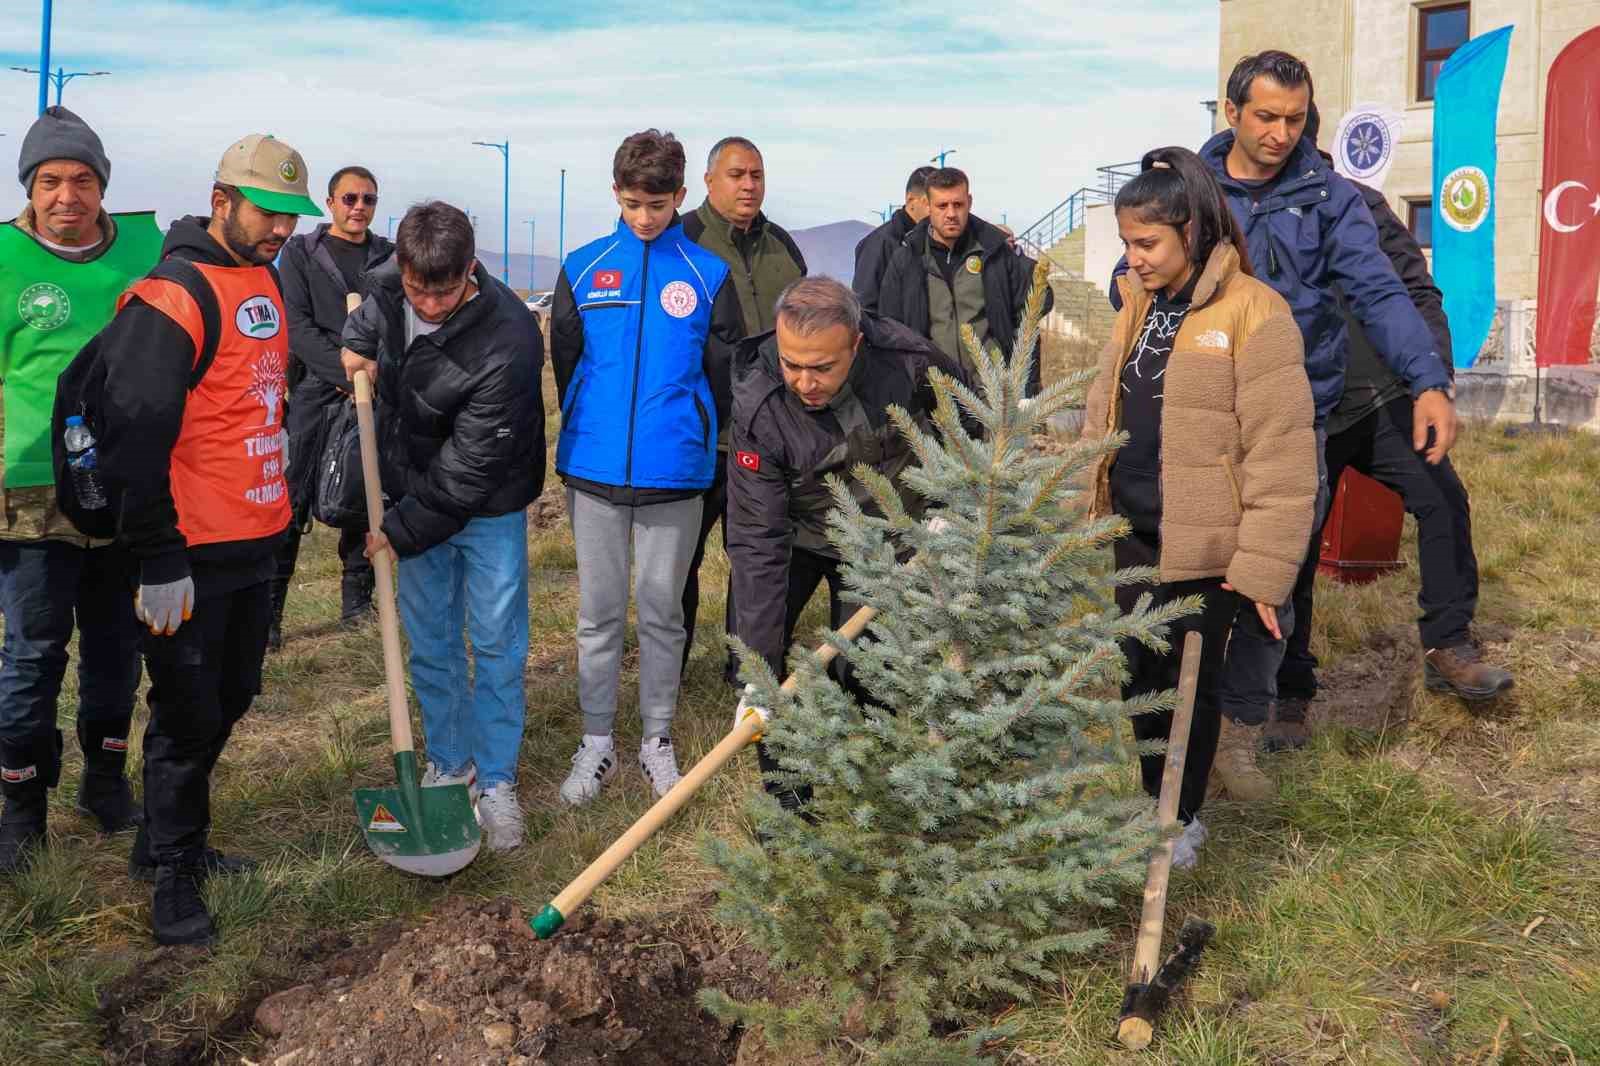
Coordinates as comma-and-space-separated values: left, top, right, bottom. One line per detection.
1117, 631, 1216, 1049
531, 602, 879, 937
349, 366, 481, 876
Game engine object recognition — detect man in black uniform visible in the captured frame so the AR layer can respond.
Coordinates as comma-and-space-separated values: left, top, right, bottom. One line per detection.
269, 165, 394, 647
725, 276, 969, 809
852, 164, 936, 313
875, 167, 1051, 395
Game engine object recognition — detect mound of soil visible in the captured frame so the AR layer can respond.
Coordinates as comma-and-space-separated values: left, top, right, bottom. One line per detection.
254, 897, 777, 1066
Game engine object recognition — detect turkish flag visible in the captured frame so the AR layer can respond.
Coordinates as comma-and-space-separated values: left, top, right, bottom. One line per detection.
1536, 26, 1600, 367
735, 450, 760, 472
593, 269, 622, 290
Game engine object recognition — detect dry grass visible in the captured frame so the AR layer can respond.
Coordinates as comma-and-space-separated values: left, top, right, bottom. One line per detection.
1, 369, 1597, 1064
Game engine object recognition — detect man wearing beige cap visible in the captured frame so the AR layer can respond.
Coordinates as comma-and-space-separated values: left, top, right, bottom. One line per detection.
92, 134, 319, 945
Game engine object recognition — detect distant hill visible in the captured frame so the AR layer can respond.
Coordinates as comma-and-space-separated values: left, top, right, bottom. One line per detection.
475, 218, 876, 296
790, 220, 875, 283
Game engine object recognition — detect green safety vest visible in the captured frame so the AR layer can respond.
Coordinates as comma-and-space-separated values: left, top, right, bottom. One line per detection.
0, 212, 163, 488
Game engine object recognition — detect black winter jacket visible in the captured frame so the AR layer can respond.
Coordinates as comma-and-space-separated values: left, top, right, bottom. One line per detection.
851, 207, 917, 314
1328, 176, 1455, 436
875, 214, 1052, 395
342, 259, 545, 558
727, 313, 971, 673
279, 225, 394, 401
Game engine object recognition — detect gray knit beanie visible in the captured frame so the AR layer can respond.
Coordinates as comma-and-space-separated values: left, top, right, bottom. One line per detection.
18, 106, 111, 192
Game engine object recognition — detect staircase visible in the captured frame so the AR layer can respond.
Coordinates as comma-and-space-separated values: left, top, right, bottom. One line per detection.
1016, 163, 1139, 347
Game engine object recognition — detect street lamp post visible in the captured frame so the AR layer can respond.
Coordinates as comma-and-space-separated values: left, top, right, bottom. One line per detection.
524, 219, 536, 292
10, 65, 110, 108
558, 168, 566, 268
387, 215, 399, 238
931, 147, 957, 167
472, 139, 510, 286
36, 0, 50, 115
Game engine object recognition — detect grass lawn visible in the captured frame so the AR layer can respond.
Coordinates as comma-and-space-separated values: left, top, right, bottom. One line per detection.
2, 350, 1596, 1064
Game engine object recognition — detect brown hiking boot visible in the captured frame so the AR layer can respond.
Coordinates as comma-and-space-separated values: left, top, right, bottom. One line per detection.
1263, 698, 1312, 753
1425, 642, 1513, 702
1212, 717, 1276, 802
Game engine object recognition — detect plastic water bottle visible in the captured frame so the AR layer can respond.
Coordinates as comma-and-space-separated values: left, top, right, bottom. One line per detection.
63, 416, 108, 510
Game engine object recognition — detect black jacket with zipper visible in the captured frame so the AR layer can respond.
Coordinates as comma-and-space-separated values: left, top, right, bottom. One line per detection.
875, 214, 1052, 396
341, 258, 545, 558
279, 224, 395, 401
96, 216, 284, 596
851, 207, 917, 314
726, 312, 972, 673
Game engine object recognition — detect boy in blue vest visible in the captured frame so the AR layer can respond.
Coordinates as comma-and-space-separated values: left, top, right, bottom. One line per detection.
550, 129, 742, 805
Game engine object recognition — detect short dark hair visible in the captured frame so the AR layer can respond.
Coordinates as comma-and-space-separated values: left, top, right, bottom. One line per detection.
614, 129, 686, 194
905, 165, 938, 197
1226, 50, 1314, 109
926, 167, 969, 194
775, 277, 861, 337
1115, 146, 1254, 277
706, 136, 760, 172
395, 201, 475, 286
1303, 101, 1322, 150
328, 165, 377, 197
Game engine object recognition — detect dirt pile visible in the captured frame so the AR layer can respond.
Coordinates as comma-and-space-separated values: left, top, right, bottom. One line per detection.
254, 897, 776, 1066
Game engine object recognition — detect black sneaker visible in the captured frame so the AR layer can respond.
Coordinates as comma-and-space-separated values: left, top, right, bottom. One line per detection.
130, 827, 259, 883
0, 807, 46, 875
152, 861, 215, 946
75, 773, 141, 834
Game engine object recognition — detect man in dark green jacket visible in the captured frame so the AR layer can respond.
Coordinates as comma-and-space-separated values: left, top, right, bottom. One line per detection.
679, 136, 808, 685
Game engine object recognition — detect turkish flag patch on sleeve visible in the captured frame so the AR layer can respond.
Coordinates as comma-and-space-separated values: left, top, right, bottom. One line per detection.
593, 269, 622, 289
735, 450, 761, 472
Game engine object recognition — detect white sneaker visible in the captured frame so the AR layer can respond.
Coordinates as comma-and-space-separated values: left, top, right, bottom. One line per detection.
477, 783, 525, 851
421, 760, 480, 803
559, 737, 619, 807
639, 737, 682, 798
1170, 817, 1208, 871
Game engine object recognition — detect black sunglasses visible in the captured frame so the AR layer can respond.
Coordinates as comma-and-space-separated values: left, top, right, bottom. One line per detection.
339, 193, 379, 207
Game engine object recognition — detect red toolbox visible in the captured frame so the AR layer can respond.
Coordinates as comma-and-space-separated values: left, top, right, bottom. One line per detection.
1317, 468, 1406, 584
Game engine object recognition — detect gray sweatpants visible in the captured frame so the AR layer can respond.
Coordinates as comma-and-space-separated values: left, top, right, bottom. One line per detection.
567, 488, 703, 739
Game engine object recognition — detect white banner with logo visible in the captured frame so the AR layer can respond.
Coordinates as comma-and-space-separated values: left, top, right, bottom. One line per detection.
1332, 104, 1406, 192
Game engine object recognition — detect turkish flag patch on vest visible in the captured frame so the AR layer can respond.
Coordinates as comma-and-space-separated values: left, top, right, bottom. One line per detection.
735, 451, 761, 472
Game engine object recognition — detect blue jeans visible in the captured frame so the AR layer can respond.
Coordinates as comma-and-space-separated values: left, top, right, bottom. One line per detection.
1219, 428, 1330, 725
0, 541, 142, 749
397, 511, 529, 788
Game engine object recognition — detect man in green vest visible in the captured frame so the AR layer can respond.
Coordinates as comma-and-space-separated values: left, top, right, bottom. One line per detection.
0, 107, 161, 874
680, 136, 808, 686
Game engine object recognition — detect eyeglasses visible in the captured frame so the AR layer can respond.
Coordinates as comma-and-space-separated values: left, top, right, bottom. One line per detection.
339, 193, 379, 207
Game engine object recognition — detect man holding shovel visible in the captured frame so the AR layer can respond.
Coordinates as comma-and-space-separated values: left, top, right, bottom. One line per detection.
341, 200, 544, 853
96, 134, 318, 945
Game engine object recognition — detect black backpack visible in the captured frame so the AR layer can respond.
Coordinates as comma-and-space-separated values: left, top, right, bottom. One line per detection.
310, 396, 378, 530
51, 259, 222, 539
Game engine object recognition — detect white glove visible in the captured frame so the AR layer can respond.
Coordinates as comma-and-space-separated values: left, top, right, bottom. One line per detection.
1018, 396, 1035, 412
137, 576, 195, 636
926, 515, 951, 536
735, 683, 770, 734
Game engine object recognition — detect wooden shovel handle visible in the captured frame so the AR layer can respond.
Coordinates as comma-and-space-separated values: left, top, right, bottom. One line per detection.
1130, 631, 1202, 984
545, 602, 879, 924
353, 368, 413, 757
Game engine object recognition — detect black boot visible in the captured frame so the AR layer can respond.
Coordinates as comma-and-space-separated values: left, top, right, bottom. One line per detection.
339, 569, 375, 628
152, 859, 215, 946
266, 575, 291, 652
129, 823, 259, 883
1, 734, 55, 875
75, 719, 141, 833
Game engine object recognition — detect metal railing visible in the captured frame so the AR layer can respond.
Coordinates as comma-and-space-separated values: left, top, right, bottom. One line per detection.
1015, 162, 1140, 261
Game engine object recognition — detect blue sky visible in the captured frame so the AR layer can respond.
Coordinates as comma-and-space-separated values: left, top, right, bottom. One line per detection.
1, 1, 1221, 256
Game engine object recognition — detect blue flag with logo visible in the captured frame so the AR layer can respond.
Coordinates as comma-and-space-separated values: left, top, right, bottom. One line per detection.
1432, 25, 1513, 369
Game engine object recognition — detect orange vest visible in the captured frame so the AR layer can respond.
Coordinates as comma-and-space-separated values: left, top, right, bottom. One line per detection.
119, 261, 290, 548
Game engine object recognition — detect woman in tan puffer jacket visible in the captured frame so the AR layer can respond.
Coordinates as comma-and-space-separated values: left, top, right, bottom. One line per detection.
1083, 146, 1317, 869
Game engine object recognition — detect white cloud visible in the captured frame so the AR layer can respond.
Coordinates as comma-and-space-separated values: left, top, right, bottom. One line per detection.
1, 1, 1220, 254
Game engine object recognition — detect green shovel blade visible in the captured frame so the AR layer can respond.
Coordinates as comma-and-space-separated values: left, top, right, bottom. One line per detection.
354, 751, 481, 877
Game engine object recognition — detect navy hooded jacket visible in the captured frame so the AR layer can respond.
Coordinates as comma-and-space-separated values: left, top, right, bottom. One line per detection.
1113, 132, 1451, 422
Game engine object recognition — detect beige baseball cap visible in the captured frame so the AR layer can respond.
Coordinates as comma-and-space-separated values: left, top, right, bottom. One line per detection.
215, 133, 323, 217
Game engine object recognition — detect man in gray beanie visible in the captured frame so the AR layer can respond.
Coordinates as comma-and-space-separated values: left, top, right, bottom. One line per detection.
0, 106, 161, 875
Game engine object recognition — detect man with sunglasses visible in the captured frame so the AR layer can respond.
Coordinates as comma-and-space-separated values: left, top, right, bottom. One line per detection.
270, 166, 393, 648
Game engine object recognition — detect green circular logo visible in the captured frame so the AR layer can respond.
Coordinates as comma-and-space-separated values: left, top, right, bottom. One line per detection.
1440, 166, 1491, 233
18, 282, 71, 331
279, 159, 298, 183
